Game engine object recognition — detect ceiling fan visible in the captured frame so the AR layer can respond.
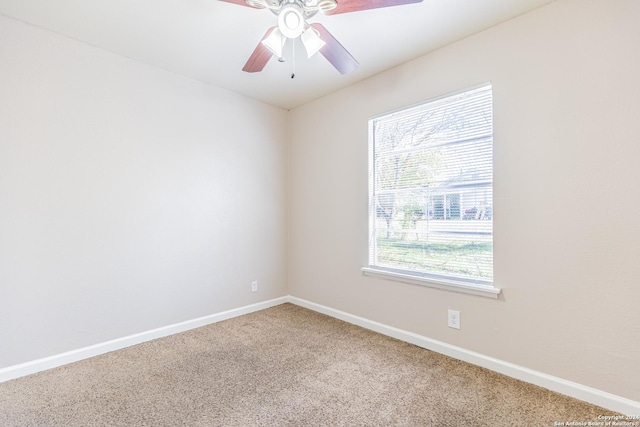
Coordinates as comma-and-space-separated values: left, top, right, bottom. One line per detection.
219, 0, 423, 75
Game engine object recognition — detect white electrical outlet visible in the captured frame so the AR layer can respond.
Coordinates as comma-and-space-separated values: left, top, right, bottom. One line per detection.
448, 309, 461, 329
251, 281, 258, 292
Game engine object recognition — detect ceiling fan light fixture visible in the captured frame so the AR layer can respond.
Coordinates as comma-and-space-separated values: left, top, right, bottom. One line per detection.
301, 26, 325, 58
278, 6, 305, 38
244, 0, 268, 8
316, 0, 337, 11
261, 27, 286, 58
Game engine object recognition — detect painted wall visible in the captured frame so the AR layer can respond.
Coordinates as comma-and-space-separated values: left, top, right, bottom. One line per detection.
289, 0, 640, 401
0, 15, 288, 368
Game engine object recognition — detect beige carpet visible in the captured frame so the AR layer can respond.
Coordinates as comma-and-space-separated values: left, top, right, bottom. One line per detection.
0, 303, 614, 426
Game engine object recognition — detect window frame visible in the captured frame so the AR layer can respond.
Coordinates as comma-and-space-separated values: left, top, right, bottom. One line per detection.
363, 83, 501, 299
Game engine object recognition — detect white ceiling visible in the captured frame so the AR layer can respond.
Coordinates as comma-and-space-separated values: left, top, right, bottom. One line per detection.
0, 0, 555, 109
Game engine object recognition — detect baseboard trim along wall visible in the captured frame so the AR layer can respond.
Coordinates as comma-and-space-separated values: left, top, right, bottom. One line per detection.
1, 295, 638, 415
287, 296, 640, 416
0, 297, 288, 384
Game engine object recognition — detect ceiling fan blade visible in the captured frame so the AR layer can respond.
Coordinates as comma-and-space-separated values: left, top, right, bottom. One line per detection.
310, 23, 359, 75
242, 27, 276, 73
326, 0, 422, 15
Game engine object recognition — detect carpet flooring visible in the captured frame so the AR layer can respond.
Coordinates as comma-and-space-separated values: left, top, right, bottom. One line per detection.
0, 303, 615, 426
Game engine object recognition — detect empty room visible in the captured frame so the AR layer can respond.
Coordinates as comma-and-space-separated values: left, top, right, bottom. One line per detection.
1, 0, 639, 425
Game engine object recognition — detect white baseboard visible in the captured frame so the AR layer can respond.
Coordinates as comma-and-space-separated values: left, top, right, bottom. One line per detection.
2, 295, 638, 416
0, 297, 288, 384
287, 296, 640, 416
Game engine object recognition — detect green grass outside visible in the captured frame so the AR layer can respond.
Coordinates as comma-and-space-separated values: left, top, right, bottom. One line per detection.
376, 237, 493, 280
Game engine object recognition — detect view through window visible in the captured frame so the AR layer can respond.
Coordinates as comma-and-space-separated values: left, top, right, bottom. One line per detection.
368, 84, 493, 286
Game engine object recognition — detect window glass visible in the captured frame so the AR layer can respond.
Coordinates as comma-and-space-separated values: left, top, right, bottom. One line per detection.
368, 84, 493, 286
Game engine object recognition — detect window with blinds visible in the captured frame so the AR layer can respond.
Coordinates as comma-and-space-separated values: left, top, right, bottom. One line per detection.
368, 83, 493, 287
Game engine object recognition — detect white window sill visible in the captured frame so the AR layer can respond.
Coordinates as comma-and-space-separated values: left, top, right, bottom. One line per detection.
361, 267, 501, 299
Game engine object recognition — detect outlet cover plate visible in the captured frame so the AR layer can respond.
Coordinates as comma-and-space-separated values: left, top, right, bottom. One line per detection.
448, 309, 460, 329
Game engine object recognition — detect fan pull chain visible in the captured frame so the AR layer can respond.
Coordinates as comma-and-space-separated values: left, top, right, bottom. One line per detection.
291, 39, 296, 79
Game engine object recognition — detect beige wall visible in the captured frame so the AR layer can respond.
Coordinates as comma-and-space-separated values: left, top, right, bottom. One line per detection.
289, 0, 640, 401
0, 15, 288, 368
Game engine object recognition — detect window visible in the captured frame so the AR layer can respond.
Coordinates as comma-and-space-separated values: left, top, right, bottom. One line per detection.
364, 83, 499, 298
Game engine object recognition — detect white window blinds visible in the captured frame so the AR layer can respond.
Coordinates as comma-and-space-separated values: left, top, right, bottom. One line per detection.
368, 84, 493, 286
